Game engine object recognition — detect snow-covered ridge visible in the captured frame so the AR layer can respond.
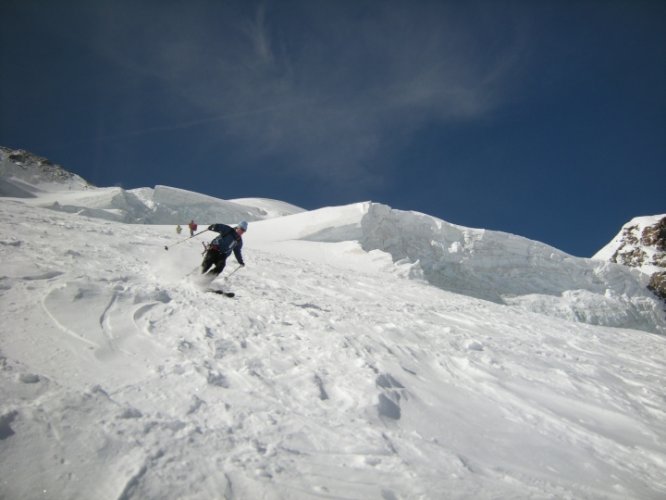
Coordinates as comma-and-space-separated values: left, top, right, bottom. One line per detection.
36, 185, 304, 225
0, 147, 304, 224
246, 202, 666, 335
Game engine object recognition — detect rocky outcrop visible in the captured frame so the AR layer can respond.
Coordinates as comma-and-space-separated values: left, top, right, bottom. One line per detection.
648, 272, 666, 302
611, 218, 664, 266
0, 146, 93, 192
642, 217, 666, 251
595, 215, 666, 304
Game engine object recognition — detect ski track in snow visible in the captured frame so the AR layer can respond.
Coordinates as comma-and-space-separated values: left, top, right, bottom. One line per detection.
1, 202, 666, 499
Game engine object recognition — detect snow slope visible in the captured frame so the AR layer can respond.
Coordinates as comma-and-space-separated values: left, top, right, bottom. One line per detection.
1, 196, 666, 499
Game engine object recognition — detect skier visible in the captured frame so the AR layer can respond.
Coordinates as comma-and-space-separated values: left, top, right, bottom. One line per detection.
188, 220, 197, 237
201, 221, 247, 278
176, 224, 182, 234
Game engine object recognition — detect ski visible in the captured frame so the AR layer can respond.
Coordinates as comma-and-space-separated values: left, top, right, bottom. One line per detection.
207, 289, 235, 298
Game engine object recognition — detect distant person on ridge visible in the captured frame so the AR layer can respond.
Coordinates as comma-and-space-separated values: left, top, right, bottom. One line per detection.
176, 224, 182, 235
188, 220, 197, 237
201, 221, 247, 278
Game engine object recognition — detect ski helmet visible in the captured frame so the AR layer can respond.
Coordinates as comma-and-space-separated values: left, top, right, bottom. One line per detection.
237, 221, 249, 231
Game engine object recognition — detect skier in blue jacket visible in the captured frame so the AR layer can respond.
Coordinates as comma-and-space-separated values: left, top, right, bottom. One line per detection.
201, 221, 247, 277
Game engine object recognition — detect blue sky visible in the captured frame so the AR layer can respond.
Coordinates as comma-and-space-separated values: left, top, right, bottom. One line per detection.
1, 0, 664, 257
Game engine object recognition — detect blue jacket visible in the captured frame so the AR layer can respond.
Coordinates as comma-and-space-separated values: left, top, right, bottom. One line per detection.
207, 224, 244, 265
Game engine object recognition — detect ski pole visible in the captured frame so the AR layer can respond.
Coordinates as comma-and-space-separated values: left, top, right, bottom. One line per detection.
164, 229, 209, 251
224, 265, 244, 280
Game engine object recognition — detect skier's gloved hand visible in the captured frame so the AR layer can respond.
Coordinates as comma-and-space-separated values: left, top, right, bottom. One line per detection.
208, 225, 214, 231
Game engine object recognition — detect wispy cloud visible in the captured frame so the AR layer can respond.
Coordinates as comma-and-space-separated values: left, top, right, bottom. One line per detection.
87, 1, 529, 186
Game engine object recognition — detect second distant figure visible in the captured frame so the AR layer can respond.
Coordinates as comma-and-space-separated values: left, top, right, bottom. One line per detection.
188, 219, 197, 237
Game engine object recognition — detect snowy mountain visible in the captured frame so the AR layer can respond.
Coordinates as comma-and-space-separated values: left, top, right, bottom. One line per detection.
0, 147, 304, 225
2, 148, 666, 499
593, 214, 666, 302
0, 146, 91, 196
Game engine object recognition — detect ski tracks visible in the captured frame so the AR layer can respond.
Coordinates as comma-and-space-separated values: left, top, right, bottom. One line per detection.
34, 276, 174, 391
144, 249, 478, 497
